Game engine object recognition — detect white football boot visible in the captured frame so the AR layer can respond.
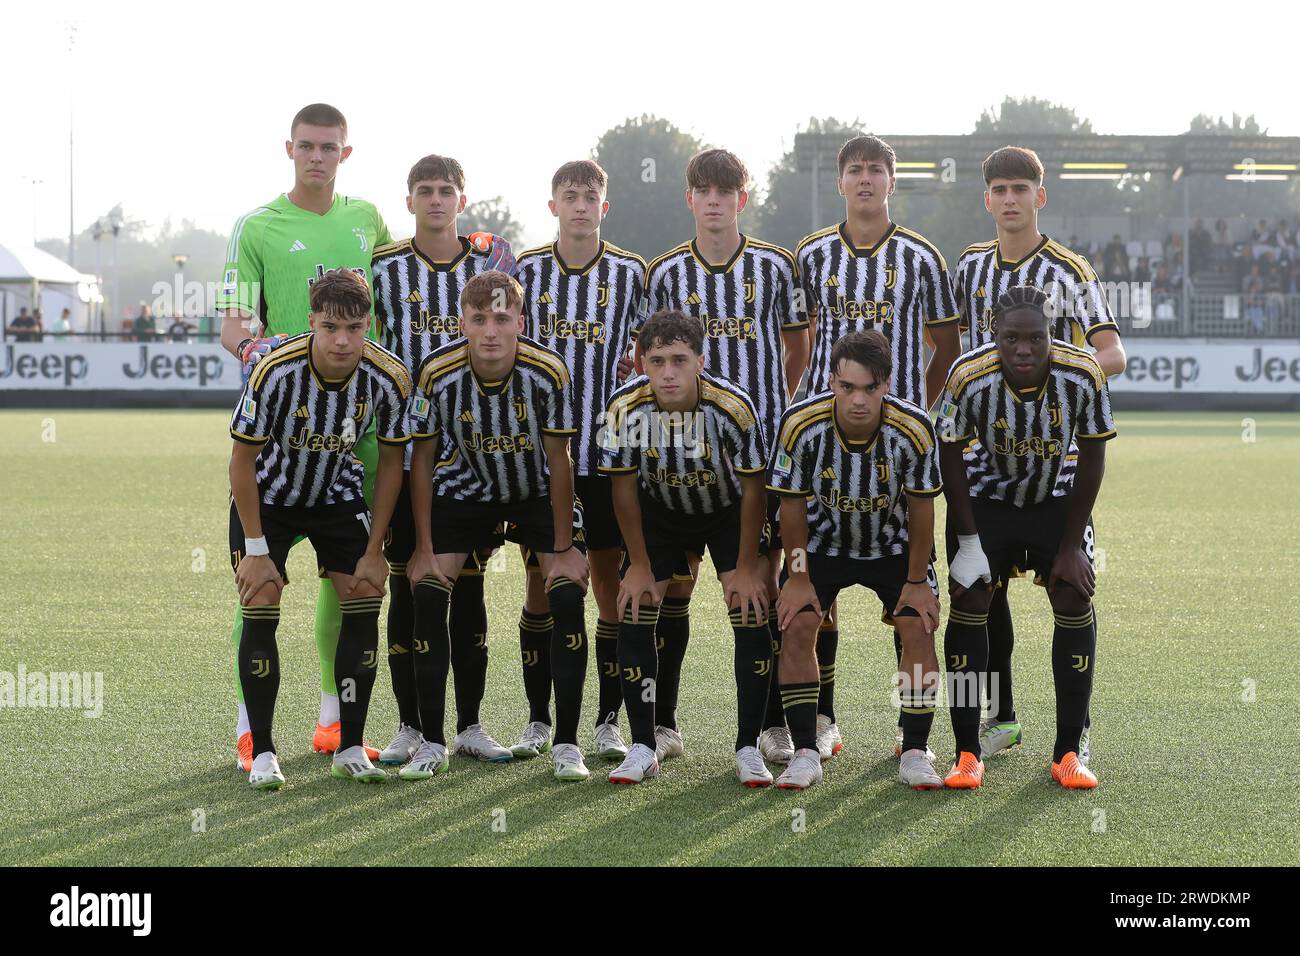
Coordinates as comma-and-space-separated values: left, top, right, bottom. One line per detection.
378, 723, 424, 766
758, 726, 796, 765
453, 724, 513, 763
595, 721, 629, 761
248, 751, 285, 791
552, 743, 590, 782
735, 746, 774, 788
398, 740, 449, 780
510, 721, 552, 759
608, 743, 660, 784
898, 748, 943, 790
775, 748, 824, 791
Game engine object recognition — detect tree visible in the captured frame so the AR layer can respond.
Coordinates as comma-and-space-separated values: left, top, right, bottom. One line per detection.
974, 96, 1094, 136
749, 116, 863, 253
458, 196, 524, 248
1188, 113, 1266, 136
591, 115, 705, 260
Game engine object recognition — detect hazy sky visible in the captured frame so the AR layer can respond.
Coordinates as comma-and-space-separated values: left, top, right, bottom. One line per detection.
5, 1, 1297, 255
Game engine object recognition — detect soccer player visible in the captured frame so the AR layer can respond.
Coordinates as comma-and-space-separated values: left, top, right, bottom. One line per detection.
769, 331, 943, 791
228, 269, 411, 789
937, 285, 1116, 790
404, 271, 592, 782
511, 159, 646, 762
216, 103, 393, 771
952, 146, 1126, 763
369, 154, 518, 766
642, 148, 809, 767
600, 310, 773, 786
796, 134, 962, 761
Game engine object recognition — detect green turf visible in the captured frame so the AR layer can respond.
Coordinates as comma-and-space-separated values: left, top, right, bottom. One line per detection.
1, 410, 1296, 866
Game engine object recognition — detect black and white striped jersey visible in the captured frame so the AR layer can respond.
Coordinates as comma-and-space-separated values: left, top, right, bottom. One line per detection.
768, 392, 942, 560
370, 235, 516, 470
797, 222, 958, 408
515, 241, 647, 477
953, 235, 1119, 351
645, 235, 807, 450
230, 334, 412, 507
598, 371, 767, 516
411, 335, 575, 503
937, 342, 1117, 507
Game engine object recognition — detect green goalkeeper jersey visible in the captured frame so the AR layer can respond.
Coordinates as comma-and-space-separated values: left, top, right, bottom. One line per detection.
216, 192, 393, 337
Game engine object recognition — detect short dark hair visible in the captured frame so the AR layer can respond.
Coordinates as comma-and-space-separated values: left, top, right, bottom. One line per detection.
982, 146, 1045, 186
992, 284, 1051, 329
408, 154, 466, 194
638, 309, 703, 355
830, 330, 892, 383
552, 160, 608, 195
461, 271, 523, 314
309, 268, 371, 319
837, 135, 896, 177
291, 103, 347, 141
686, 149, 749, 193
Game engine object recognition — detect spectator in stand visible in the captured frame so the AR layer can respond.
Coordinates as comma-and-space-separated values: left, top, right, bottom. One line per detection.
132, 304, 158, 343
1244, 277, 1267, 333
1213, 219, 1231, 264
1153, 264, 1172, 295
52, 308, 73, 337
1189, 219, 1212, 274
1241, 261, 1262, 294
6, 307, 41, 342
1133, 257, 1152, 284
166, 314, 194, 342
1103, 234, 1127, 279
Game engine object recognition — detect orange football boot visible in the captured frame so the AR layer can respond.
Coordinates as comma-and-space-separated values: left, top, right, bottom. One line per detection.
237, 731, 254, 773
312, 722, 381, 761
943, 751, 986, 789
1051, 752, 1097, 789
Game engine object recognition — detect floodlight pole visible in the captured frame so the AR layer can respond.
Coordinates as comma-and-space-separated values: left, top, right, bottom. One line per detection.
1182, 175, 1191, 335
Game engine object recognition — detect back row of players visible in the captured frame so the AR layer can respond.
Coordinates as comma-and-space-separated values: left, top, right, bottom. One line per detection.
220, 103, 1123, 792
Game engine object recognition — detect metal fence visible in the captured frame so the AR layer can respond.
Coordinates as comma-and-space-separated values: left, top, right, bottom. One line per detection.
1113, 293, 1300, 338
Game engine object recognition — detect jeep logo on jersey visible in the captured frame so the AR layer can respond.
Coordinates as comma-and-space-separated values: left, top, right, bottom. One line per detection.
288, 423, 356, 452
702, 316, 757, 340
539, 314, 606, 343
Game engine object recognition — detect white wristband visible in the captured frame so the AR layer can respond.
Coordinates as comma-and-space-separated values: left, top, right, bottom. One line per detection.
957, 533, 982, 550
245, 536, 270, 557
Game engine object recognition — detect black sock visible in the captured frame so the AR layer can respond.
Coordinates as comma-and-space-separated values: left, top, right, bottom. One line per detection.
594, 619, 622, 727
987, 585, 1017, 723
518, 608, 553, 726
899, 686, 937, 755
816, 625, 838, 722
781, 681, 820, 752
449, 573, 488, 733
762, 615, 785, 731
619, 604, 660, 748
412, 578, 453, 746
732, 613, 772, 751
1084, 607, 1096, 732
336, 596, 383, 751
945, 607, 989, 758
1051, 608, 1096, 762
386, 569, 421, 732
654, 596, 690, 731
239, 605, 281, 757
548, 580, 588, 746
893, 628, 903, 730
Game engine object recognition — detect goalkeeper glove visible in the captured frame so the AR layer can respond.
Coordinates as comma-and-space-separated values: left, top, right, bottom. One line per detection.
238, 334, 290, 385
468, 232, 516, 276
949, 533, 992, 590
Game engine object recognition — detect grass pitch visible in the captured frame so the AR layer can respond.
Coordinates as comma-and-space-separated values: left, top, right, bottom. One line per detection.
0, 410, 1296, 866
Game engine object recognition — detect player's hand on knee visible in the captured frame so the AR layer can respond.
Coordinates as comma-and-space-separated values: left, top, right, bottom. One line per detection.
1048, 546, 1095, 599
406, 546, 448, 592
237, 555, 284, 605
777, 577, 821, 632
353, 552, 389, 596
618, 562, 659, 624
546, 547, 589, 593
726, 564, 769, 628
896, 582, 940, 635
948, 533, 992, 596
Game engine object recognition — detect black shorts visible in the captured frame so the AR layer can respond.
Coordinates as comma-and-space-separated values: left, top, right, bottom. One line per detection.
633, 493, 769, 584
385, 473, 486, 575
574, 473, 622, 552
229, 498, 370, 580
947, 495, 1095, 586
432, 494, 586, 558
783, 550, 939, 627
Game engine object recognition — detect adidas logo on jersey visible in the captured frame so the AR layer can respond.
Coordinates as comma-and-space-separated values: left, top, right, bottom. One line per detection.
405, 291, 423, 304
825, 275, 839, 288
289, 240, 306, 253
294, 405, 310, 418
993, 417, 1009, 430
686, 292, 702, 306
819, 466, 837, 480
538, 292, 553, 305
458, 410, 475, 423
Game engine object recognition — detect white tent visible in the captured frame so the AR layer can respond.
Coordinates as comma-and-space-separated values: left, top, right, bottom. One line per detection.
0, 241, 100, 336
